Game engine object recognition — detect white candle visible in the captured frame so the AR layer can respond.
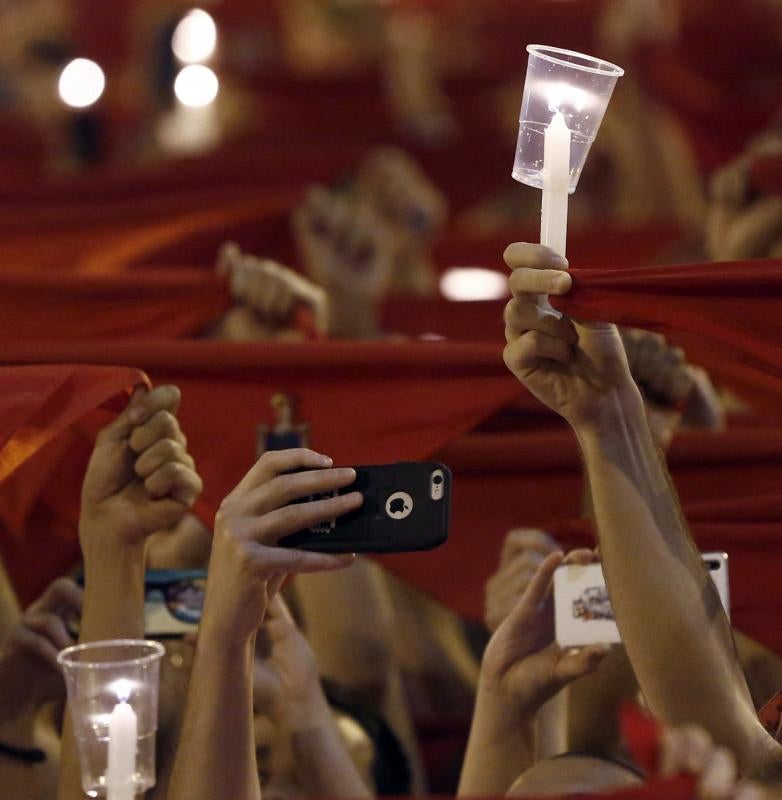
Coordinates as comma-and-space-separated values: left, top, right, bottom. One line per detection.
106, 701, 137, 800
540, 111, 572, 259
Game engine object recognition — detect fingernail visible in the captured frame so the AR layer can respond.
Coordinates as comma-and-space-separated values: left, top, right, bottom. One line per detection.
129, 406, 145, 424
338, 468, 356, 479
318, 454, 333, 466
555, 273, 571, 291
553, 255, 569, 268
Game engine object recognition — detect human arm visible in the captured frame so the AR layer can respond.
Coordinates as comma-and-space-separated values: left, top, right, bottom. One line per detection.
459, 551, 608, 796
167, 448, 362, 800
58, 385, 202, 800
501, 242, 782, 776
264, 596, 372, 798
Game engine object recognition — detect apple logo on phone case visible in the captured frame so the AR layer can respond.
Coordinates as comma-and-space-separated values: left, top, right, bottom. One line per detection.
386, 491, 414, 520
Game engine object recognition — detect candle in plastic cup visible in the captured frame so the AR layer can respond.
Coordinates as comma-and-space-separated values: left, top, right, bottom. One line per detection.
58, 640, 164, 798
513, 45, 624, 192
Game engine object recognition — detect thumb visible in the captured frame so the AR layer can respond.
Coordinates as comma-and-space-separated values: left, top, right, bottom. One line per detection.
95, 385, 149, 444
556, 644, 611, 684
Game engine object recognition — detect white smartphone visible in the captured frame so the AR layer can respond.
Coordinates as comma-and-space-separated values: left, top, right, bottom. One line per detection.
554, 552, 730, 648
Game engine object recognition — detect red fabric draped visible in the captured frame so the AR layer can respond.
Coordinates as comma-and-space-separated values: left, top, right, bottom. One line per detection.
555, 259, 782, 417
0, 340, 521, 603
0, 270, 230, 341
1, 258, 782, 657
0, 365, 146, 595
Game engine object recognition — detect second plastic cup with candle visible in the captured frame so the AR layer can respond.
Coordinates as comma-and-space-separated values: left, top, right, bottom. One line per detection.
58, 640, 164, 799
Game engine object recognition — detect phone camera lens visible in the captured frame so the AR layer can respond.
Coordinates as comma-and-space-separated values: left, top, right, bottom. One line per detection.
433, 475, 443, 485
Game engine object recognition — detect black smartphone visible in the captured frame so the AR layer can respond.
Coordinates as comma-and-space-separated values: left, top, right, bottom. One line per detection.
278, 462, 451, 554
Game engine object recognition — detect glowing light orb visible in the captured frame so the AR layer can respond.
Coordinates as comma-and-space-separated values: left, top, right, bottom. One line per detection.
58, 59, 105, 109
174, 65, 219, 107
172, 9, 217, 64
440, 267, 509, 302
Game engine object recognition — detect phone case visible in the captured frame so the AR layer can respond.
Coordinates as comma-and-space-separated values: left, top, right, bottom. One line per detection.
278, 462, 451, 554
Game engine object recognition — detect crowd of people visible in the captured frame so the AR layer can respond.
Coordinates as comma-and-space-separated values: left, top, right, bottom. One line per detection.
2, 1, 782, 799
1, 227, 782, 798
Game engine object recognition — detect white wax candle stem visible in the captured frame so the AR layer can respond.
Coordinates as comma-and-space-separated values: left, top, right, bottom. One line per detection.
107, 701, 137, 800
538, 111, 572, 316
540, 187, 569, 260
540, 111, 572, 260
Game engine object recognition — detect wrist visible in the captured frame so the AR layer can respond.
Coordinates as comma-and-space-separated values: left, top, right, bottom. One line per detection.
79, 517, 147, 563
572, 383, 645, 446
284, 683, 332, 732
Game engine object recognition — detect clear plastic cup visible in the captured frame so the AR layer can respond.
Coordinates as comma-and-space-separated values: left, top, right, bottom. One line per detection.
512, 45, 624, 192
58, 640, 164, 798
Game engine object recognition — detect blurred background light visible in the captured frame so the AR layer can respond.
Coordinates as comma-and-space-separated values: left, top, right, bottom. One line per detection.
439, 267, 509, 302
174, 65, 219, 107
172, 9, 218, 64
58, 58, 106, 109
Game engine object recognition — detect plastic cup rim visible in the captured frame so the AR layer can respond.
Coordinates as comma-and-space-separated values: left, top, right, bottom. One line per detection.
526, 44, 625, 78
57, 639, 165, 670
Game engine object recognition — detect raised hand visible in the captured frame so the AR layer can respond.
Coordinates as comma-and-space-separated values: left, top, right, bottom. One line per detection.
217, 242, 329, 337
481, 550, 608, 714
357, 148, 447, 246
293, 186, 395, 303
202, 449, 361, 645
80, 384, 203, 550
502, 243, 639, 431
484, 528, 560, 633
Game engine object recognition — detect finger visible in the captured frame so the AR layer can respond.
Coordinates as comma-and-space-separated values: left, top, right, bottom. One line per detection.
216, 241, 241, 277
250, 467, 357, 514
135, 438, 194, 480
680, 726, 712, 776
503, 298, 578, 343
697, 747, 737, 800
563, 549, 598, 567
502, 550, 548, 579
723, 196, 782, 260
503, 242, 569, 272
129, 410, 186, 454
501, 529, 559, 561
556, 643, 610, 681
10, 625, 61, 671
515, 551, 565, 610
237, 449, 334, 492
504, 330, 574, 372
508, 267, 572, 298
144, 498, 197, 531
94, 383, 150, 443
41, 577, 84, 616
266, 574, 287, 604
250, 545, 356, 576
25, 612, 74, 652
254, 491, 364, 545
145, 462, 203, 505
264, 595, 297, 640
660, 728, 685, 779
